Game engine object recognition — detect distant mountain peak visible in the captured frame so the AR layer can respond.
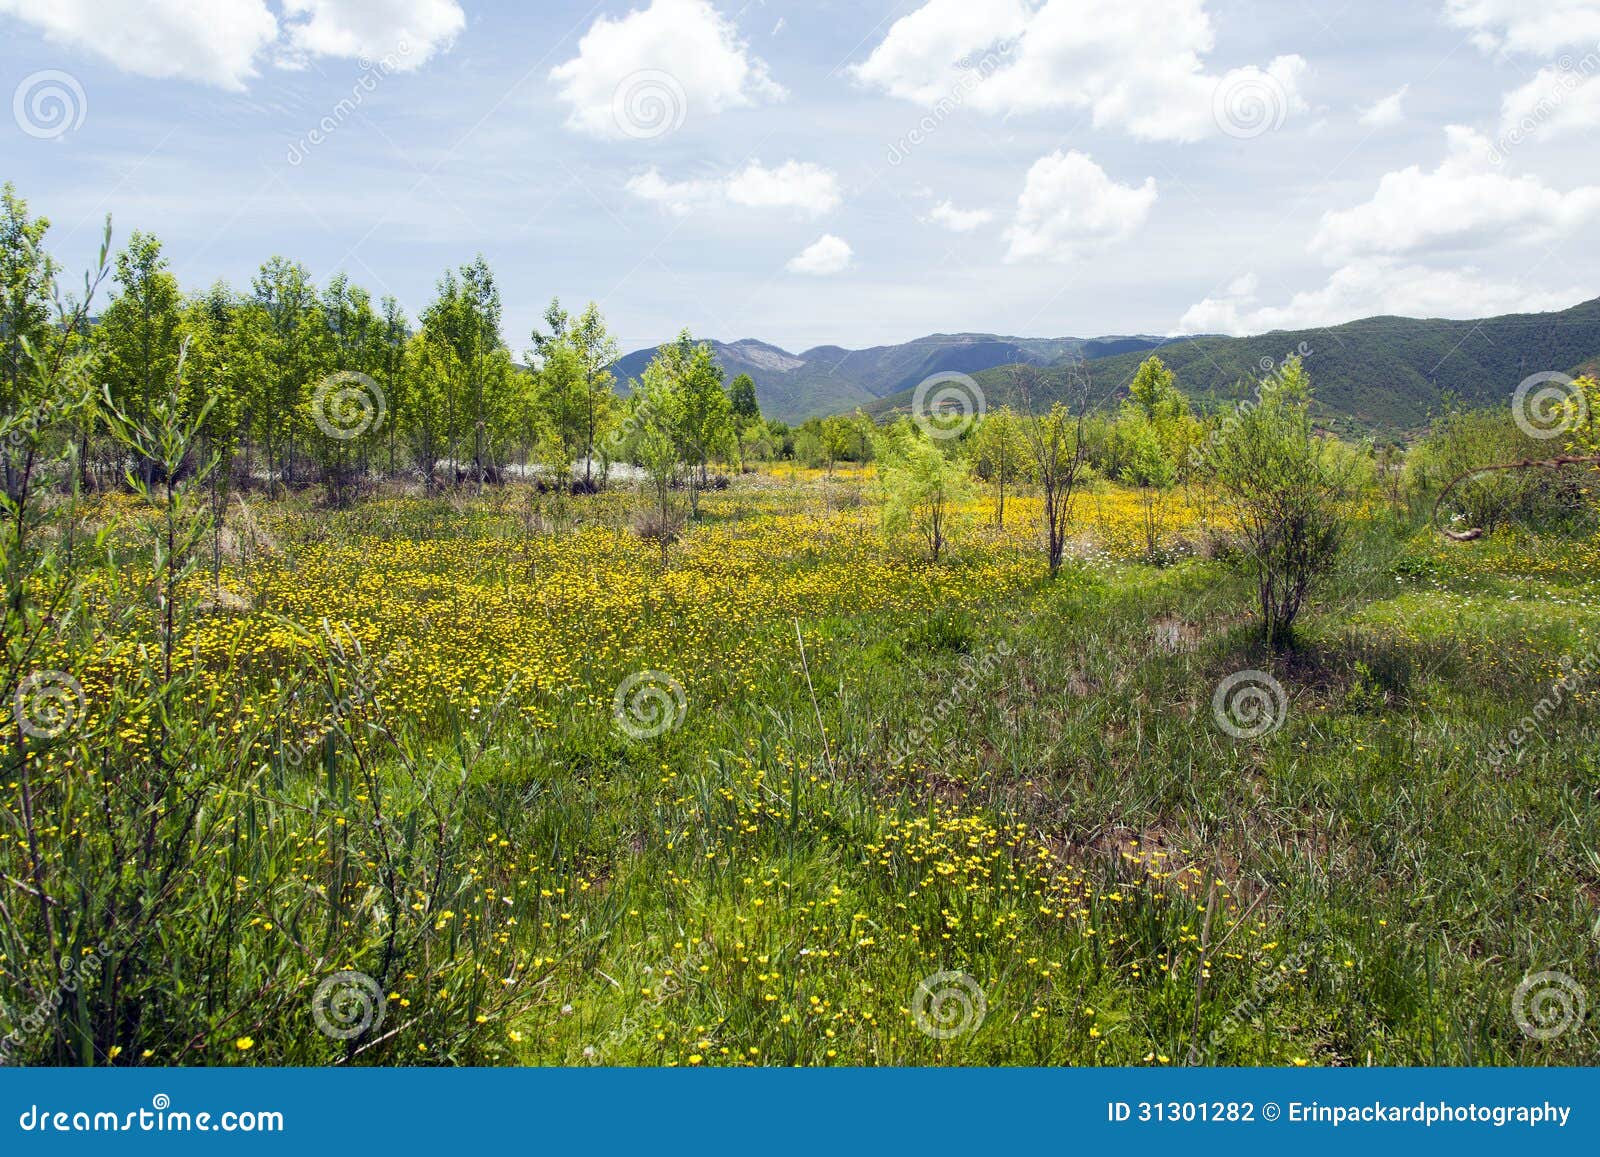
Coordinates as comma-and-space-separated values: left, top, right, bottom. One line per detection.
610, 331, 1121, 422
721, 339, 806, 374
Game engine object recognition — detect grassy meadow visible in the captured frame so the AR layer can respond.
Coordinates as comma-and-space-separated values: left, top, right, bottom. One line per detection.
7, 465, 1596, 1066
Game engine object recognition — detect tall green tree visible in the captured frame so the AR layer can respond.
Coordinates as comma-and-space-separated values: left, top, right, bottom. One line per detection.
1126, 355, 1185, 422
728, 373, 760, 422
422, 257, 506, 488
647, 331, 732, 516
409, 326, 458, 491
530, 300, 618, 487
0, 186, 74, 499
97, 232, 185, 483
569, 303, 618, 486
311, 273, 384, 502
375, 296, 410, 476
0, 184, 60, 499
250, 257, 321, 491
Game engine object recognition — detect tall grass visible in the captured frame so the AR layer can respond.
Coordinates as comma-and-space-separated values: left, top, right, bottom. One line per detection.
2, 456, 1596, 1066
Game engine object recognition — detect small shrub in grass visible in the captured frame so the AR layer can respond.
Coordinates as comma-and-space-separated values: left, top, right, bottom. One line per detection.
1206, 356, 1353, 650
630, 504, 683, 564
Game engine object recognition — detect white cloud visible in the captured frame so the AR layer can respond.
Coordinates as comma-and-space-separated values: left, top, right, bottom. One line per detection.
1443, 0, 1600, 54
1003, 151, 1157, 263
787, 234, 853, 275
926, 201, 994, 231
626, 160, 839, 216
624, 169, 721, 215
280, 0, 465, 69
1359, 84, 1409, 127
0, 0, 279, 90
851, 0, 1308, 142
1500, 65, 1600, 142
1176, 257, 1588, 334
726, 160, 840, 214
0, 0, 464, 88
1310, 126, 1600, 263
1223, 272, 1259, 299
550, 0, 782, 140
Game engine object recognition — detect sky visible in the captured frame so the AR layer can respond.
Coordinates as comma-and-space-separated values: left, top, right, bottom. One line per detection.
3, 0, 1600, 356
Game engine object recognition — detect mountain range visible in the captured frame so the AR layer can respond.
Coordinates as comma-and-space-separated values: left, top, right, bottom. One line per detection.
609, 333, 1182, 423
611, 297, 1600, 434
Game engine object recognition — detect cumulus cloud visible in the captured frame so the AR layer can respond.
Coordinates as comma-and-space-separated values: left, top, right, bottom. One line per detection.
786, 234, 853, 275
926, 201, 994, 231
626, 160, 840, 216
726, 160, 841, 214
0, 0, 464, 87
624, 169, 720, 215
1002, 151, 1157, 263
851, 0, 1307, 142
1443, 0, 1600, 54
1310, 126, 1600, 263
280, 0, 465, 69
1500, 64, 1600, 142
1358, 84, 1408, 127
550, 0, 782, 139
1175, 258, 1588, 335
0, 0, 279, 90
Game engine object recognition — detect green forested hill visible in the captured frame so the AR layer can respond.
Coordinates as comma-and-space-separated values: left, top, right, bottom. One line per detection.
864, 298, 1600, 435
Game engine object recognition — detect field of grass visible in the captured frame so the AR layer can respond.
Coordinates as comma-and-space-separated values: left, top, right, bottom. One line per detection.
5, 468, 1597, 1066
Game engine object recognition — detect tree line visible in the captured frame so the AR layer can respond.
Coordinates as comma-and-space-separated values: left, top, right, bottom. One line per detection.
0, 183, 824, 508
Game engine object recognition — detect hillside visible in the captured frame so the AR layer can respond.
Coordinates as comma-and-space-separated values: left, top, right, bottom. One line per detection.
865, 299, 1600, 436
610, 332, 1177, 422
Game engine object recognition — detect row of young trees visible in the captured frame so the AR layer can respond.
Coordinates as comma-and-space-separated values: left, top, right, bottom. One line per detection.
1, 184, 786, 507
872, 354, 1360, 649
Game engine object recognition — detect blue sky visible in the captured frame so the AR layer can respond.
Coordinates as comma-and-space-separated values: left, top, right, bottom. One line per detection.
4, 0, 1600, 354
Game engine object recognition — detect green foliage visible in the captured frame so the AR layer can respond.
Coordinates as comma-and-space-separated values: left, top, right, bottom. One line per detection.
969, 405, 1028, 528
532, 299, 620, 486
1014, 364, 1091, 575
728, 372, 760, 422
872, 420, 974, 561
1407, 403, 1592, 535
97, 234, 187, 465
630, 332, 734, 517
1206, 356, 1352, 648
